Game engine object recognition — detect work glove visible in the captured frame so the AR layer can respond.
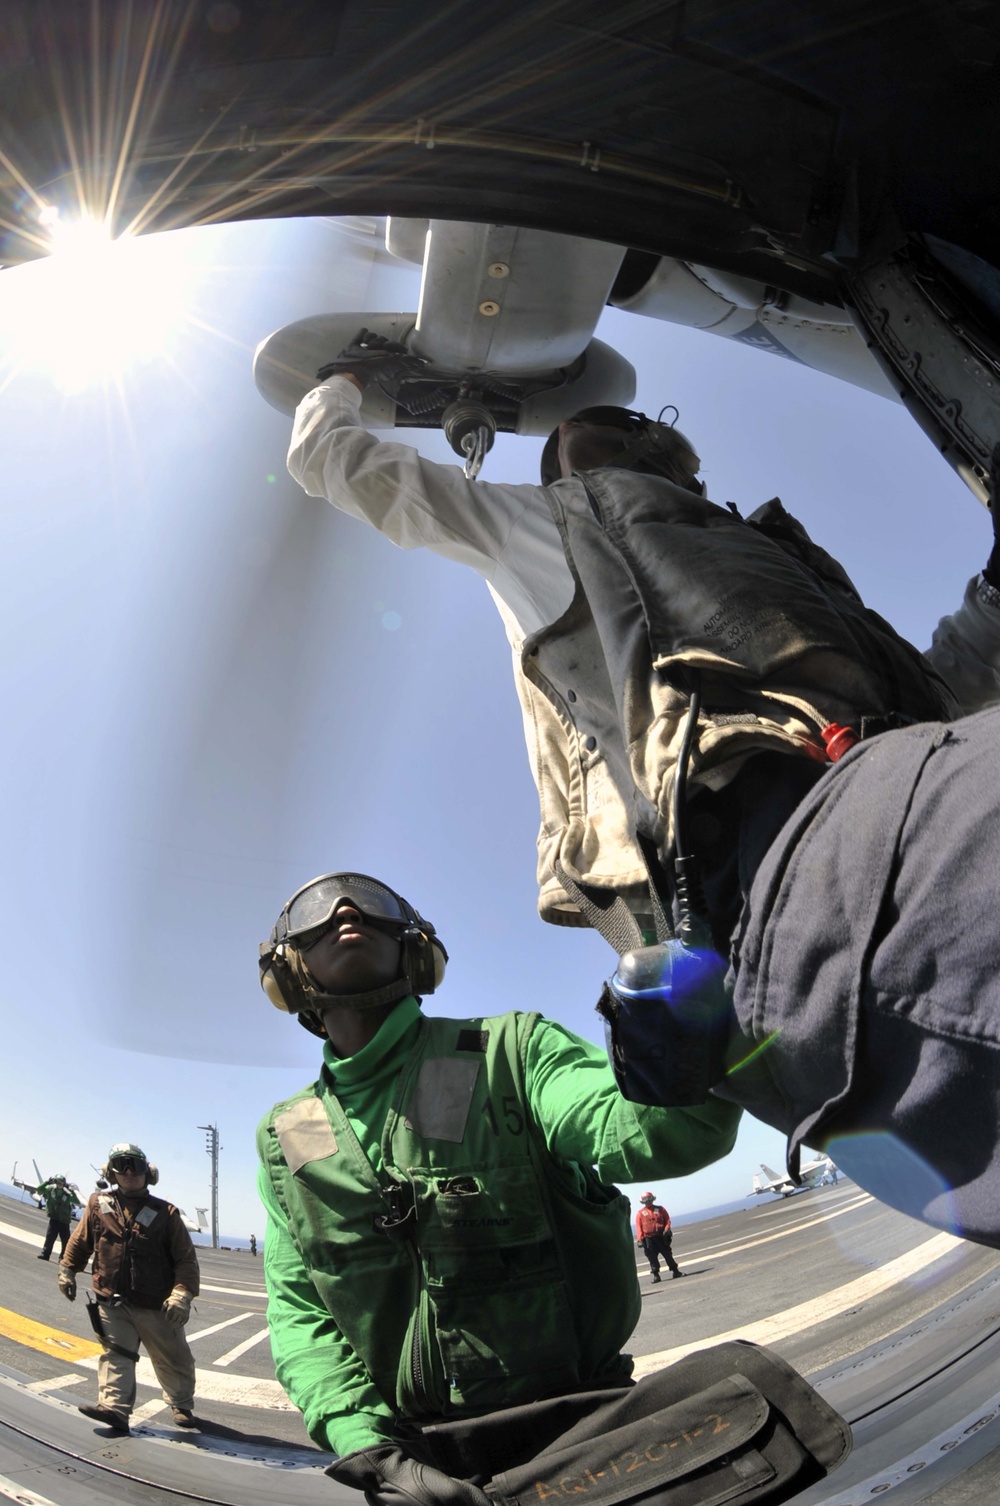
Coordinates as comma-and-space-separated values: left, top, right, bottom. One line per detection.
316, 329, 426, 390
57, 1267, 76, 1302
326, 1444, 492, 1506
162, 1286, 193, 1327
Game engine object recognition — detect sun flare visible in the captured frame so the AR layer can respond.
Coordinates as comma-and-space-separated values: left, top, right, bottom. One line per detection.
0, 211, 195, 393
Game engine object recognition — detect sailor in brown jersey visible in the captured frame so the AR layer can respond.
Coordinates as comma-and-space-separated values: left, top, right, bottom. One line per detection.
59, 1142, 200, 1433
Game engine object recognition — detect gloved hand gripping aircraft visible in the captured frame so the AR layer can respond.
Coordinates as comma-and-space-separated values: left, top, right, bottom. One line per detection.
7, 0, 1000, 1236
253, 216, 905, 481
6, 6, 1000, 1503
6, 0, 1000, 503
254, 202, 1000, 1254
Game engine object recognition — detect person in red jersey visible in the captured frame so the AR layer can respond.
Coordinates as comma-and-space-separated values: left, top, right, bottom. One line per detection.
635, 1191, 685, 1283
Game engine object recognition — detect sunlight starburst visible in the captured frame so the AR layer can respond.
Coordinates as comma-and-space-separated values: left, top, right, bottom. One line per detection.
0, 210, 196, 393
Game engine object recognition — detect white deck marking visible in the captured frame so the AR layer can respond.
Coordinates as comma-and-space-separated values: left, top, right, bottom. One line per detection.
22, 1374, 83, 1393
1, 1197, 965, 1415
0, 1220, 43, 1248
72, 1353, 295, 1409
632, 1229, 963, 1376
186, 1311, 257, 1342
0, 1473, 62, 1506
0, 1222, 265, 1296
130, 1397, 171, 1423
200, 1282, 266, 1297
680, 1193, 872, 1261
214, 1327, 272, 1367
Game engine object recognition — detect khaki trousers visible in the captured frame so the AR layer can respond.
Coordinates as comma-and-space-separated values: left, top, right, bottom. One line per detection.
96, 1300, 196, 1416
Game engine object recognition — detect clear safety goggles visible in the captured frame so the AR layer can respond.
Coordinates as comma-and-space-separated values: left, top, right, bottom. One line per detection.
277, 873, 414, 951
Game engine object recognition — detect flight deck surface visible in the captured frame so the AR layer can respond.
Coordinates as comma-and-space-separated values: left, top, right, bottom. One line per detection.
2, 1184, 1000, 1504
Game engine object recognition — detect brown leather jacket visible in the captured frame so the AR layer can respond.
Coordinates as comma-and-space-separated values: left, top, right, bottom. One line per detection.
63, 1190, 200, 1309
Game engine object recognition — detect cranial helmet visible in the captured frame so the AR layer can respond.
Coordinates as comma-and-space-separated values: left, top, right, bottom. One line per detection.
640, 1191, 656, 1204
103, 1142, 159, 1186
540, 405, 702, 491
54, 1175, 66, 1184
260, 872, 448, 1037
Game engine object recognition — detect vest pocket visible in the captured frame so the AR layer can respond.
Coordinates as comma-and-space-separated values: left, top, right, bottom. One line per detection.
408, 1162, 554, 1251
404, 1163, 583, 1412
431, 1265, 580, 1412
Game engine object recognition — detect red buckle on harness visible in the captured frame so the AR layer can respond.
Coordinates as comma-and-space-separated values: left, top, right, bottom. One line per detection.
820, 723, 860, 762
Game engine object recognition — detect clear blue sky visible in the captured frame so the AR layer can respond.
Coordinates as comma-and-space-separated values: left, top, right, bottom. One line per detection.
0, 217, 987, 1236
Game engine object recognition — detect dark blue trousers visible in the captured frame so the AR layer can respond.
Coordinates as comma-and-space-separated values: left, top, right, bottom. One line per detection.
721, 708, 1000, 1247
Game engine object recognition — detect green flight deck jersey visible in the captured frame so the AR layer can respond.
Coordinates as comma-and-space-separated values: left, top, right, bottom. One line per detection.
257, 999, 740, 1457
36, 1181, 76, 1222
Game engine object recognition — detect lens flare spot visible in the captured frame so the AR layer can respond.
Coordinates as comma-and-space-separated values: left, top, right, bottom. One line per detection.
382, 611, 403, 632
823, 1131, 962, 1245
726, 1028, 781, 1076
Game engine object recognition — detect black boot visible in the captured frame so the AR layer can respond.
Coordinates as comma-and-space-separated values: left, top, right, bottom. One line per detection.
78, 1404, 130, 1433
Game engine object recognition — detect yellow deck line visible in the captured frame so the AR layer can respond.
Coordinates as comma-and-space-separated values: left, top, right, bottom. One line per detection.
0, 1304, 102, 1362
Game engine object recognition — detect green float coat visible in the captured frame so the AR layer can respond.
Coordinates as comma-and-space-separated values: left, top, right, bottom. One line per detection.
259, 1008, 637, 1424
258, 997, 741, 1454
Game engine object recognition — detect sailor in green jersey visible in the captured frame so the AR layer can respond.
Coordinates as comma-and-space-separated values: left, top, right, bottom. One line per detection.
35, 1175, 78, 1262
256, 872, 740, 1506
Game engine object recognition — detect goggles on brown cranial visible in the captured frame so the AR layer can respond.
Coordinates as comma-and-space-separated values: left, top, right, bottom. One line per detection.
273, 873, 419, 953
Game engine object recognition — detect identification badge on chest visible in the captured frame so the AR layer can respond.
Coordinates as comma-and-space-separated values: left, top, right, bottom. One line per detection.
135, 1205, 157, 1228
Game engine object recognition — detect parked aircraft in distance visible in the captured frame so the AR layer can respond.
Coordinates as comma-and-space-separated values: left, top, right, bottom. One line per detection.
751, 1157, 839, 1198
11, 1160, 208, 1234
10, 1161, 81, 1207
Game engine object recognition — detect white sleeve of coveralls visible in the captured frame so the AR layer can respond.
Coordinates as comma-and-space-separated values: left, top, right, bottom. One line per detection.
925, 575, 1000, 714
286, 377, 567, 634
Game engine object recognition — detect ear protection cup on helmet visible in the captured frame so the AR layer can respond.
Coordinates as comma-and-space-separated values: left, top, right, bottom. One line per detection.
145, 1163, 159, 1186
399, 926, 448, 995
259, 944, 298, 1013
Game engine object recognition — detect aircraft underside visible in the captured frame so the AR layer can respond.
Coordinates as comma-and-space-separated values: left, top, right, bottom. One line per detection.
3, 8, 1000, 1503
2, 0, 1000, 497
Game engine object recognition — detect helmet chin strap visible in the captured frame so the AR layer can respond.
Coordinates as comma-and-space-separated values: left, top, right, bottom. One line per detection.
288, 945, 412, 1017
307, 977, 413, 1013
